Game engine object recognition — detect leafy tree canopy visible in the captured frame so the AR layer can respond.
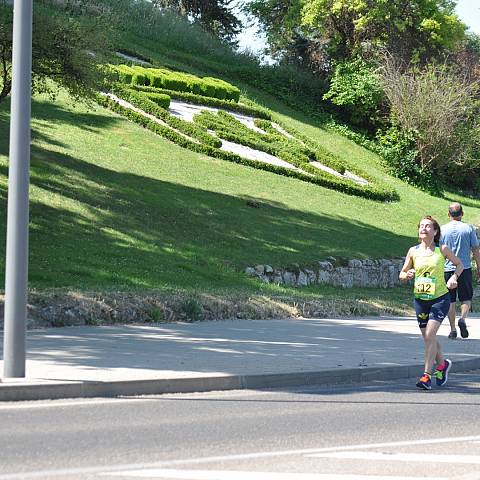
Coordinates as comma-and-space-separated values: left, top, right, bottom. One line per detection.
246, 0, 467, 68
302, 0, 466, 62
0, 0, 116, 103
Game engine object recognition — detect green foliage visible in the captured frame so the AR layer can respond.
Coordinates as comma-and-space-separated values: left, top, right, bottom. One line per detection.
108, 84, 221, 148
104, 0, 248, 69
110, 64, 240, 101
144, 92, 171, 110
152, 0, 242, 45
254, 118, 347, 174
148, 306, 165, 323
376, 126, 439, 193
180, 298, 204, 321
0, 0, 116, 103
301, 0, 466, 64
465, 32, 480, 56
133, 85, 271, 119
323, 58, 386, 129
380, 59, 480, 190
245, 0, 305, 63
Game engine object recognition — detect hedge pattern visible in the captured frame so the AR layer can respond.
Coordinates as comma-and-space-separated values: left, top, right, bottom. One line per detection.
97, 89, 398, 201
110, 84, 221, 148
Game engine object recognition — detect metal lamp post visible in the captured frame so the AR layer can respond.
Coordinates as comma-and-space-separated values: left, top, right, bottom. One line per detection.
3, 0, 33, 378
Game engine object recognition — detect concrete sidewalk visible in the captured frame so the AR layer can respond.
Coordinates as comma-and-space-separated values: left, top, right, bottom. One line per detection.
1, 315, 480, 401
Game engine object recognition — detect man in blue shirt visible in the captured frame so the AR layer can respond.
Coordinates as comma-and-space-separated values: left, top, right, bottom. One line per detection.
441, 202, 480, 339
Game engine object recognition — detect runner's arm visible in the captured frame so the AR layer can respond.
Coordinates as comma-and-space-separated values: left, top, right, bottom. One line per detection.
441, 245, 464, 289
399, 248, 415, 281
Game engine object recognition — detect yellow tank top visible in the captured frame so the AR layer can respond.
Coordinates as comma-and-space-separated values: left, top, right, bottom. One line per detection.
412, 245, 448, 300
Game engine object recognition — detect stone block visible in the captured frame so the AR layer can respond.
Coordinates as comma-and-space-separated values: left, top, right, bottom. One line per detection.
348, 259, 363, 268
318, 270, 330, 284
297, 271, 308, 287
283, 271, 296, 286
318, 261, 334, 271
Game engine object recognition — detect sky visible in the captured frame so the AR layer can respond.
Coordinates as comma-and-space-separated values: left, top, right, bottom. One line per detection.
236, 0, 480, 55
456, 0, 480, 35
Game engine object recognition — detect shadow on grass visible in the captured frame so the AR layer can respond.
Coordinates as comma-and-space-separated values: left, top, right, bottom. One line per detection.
0, 94, 414, 290
0, 142, 414, 289
0, 97, 122, 157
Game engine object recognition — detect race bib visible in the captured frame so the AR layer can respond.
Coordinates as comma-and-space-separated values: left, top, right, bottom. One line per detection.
414, 276, 436, 299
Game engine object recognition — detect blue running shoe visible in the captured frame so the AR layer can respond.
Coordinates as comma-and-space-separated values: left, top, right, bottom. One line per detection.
434, 359, 452, 386
416, 373, 432, 390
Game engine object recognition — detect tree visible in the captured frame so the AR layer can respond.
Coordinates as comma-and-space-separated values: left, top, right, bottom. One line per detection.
0, 0, 116, 103
246, 0, 467, 70
302, 0, 466, 64
244, 1, 313, 67
153, 0, 242, 44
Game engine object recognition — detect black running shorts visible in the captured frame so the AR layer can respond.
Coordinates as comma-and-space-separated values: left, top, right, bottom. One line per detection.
445, 268, 473, 303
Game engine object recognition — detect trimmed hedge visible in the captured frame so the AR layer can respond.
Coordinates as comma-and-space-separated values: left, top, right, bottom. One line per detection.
143, 92, 171, 109
99, 92, 396, 201
110, 64, 241, 102
254, 119, 346, 174
132, 84, 271, 120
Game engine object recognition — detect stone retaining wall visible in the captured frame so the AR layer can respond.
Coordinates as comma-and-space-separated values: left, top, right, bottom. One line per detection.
245, 257, 406, 289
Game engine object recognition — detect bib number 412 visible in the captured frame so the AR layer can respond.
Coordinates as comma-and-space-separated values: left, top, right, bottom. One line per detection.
415, 276, 436, 298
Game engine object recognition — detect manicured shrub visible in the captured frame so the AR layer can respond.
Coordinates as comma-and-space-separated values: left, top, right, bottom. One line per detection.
113, 64, 241, 102
132, 85, 270, 118
145, 92, 171, 109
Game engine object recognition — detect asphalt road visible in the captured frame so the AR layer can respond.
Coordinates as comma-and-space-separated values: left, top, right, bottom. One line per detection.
1, 371, 480, 480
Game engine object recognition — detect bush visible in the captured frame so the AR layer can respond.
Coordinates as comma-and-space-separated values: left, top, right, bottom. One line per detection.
323, 58, 386, 130
112, 64, 241, 102
376, 126, 439, 193
110, 84, 220, 148
144, 92, 171, 109
180, 298, 204, 322
134, 85, 271, 119
380, 57, 480, 187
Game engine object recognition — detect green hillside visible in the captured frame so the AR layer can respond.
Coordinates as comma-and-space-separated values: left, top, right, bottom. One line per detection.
1, 25, 480, 319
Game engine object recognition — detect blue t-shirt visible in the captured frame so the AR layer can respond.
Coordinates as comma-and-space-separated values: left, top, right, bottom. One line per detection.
440, 220, 479, 271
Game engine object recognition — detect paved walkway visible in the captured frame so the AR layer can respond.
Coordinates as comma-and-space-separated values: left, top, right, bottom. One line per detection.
1, 315, 480, 401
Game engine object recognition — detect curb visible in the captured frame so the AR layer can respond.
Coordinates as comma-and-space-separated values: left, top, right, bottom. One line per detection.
1, 356, 480, 402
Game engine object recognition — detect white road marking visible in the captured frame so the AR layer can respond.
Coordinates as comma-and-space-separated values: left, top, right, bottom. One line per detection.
1, 435, 479, 479
309, 451, 480, 464
0, 397, 151, 410
100, 469, 447, 480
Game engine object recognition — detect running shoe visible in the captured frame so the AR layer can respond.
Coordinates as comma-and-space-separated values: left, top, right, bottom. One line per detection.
458, 318, 469, 338
416, 373, 432, 390
434, 359, 452, 387
448, 330, 457, 340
